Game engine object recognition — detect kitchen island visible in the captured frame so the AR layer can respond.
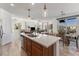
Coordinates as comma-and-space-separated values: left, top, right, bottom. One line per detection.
21, 33, 60, 56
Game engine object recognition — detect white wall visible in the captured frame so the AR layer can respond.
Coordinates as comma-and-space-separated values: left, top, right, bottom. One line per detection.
0, 8, 12, 45
11, 16, 26, 41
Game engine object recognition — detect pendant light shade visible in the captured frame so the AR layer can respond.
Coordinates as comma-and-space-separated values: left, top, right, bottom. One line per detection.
60, 11, 65, 20
43, 3, 47, 18
27, 9, 31, 19
60, 11, 65, 16
44, 3, 47, 10
32, 3, 35, 5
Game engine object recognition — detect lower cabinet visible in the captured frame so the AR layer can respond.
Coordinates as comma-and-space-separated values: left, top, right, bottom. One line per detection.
22, 37, 26, 51
25, 37, 32, 56
22, 37, 32, 56
26, 50, 31, 56
32, 41, 43, 56
22, 36, 56, 56
26, 37, 32, 52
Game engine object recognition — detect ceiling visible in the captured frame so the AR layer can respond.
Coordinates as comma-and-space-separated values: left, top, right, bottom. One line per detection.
0, 3, 79, 19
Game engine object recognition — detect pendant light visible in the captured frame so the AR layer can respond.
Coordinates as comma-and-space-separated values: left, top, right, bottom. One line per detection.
43, 3, 47, 18
59, 11, 65, 22
27, 9, 31, 19
60, 11, 65, 19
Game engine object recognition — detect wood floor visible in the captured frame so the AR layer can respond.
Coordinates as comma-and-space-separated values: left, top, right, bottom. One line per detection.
0, 40, 79, 56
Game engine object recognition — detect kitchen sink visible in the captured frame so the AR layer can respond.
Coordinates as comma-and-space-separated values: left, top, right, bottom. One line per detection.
27, 34, 37, 37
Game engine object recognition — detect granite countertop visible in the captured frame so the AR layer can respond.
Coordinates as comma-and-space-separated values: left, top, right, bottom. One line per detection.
20, 33, 61, 48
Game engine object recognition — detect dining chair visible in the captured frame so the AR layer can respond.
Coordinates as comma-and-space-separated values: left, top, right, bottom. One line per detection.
66, 33, 79, 48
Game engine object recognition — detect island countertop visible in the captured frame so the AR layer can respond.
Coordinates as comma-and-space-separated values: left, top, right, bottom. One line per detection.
20, 33, 61, 48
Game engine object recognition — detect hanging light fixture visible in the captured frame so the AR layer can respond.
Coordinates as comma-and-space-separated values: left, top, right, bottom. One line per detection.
27, 9, 31, 19
61, 11, 65, 16
43, 3, 47, 18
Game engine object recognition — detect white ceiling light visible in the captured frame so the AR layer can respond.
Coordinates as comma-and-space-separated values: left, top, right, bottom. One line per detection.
10, 3, 14, 6
32, 3, 35, 5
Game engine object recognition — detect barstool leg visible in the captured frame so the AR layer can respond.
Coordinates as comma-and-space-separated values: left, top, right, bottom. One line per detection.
76, 39, 78, 48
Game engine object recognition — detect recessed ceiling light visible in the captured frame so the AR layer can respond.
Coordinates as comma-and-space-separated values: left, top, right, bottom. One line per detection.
32, 3, 35, 5
10, 3, 14, 6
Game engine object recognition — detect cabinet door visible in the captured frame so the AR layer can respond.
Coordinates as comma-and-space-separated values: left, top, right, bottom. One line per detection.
32, 41, 43, 56
26, 37, 32, 51
22, 37, 26, 51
